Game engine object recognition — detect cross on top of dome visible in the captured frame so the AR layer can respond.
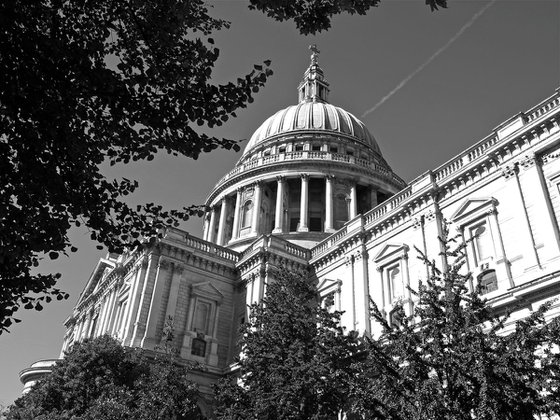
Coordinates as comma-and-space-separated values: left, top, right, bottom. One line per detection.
298, 45, 330, 104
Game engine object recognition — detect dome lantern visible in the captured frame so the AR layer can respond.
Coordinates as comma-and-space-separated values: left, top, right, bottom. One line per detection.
297, 45, 330, 104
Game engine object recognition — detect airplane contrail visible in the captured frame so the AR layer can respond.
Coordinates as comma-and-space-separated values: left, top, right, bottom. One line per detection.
362, 0, 497, 118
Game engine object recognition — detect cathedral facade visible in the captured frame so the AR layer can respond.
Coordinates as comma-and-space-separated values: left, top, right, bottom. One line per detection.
21, 53, 560, 408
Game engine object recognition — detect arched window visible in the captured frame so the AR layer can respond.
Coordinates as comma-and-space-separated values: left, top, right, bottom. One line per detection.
478, 270, 498, 294
241, 200, 253, 228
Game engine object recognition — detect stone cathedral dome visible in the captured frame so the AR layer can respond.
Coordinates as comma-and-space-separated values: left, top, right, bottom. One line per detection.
244, 102, 382, 157
203, 46, 405, 251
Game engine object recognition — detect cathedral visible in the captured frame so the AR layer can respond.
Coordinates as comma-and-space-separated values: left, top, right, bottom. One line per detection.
20, 50, 560, 411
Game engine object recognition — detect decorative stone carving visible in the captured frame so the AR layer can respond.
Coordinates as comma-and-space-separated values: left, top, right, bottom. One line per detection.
501, 164, 517, 179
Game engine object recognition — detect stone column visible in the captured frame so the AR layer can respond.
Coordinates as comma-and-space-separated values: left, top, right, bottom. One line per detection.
519, 154, 560, 254
250, 182, 262, 236
349, 182, 358, 219
202, 212, 210, 241
207, 206, 217, 243
216, 197, 229, 246
503, 164, 540, 270
141, 258, 169, 350
231, 188, 243, 241
298, 174, 309, 232
273, 176, 285, 233
325, 175, 334, 232
123, 258, 148, 346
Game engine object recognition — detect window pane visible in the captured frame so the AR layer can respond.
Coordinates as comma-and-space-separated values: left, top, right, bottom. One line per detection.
472, 223, 492, 262
479, 271, 498, 294
193, 302, 211, 335
242, 201, 253, 228
388, 266, 402, 300
191, 337, 206, 357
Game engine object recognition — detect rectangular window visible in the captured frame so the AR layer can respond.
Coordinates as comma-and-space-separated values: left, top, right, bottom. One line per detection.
479, 271, 498, 294
290, 217, 299, 232
321, 292, 336, 312
329, 146, 338, 153
191, 337, 207, 357
387, 265, 402, 301
312, 144, 321, 151
193, 301, 211, 335
309, 217, 322, 232
469, 221, 493, 265
295, 144, 304, 152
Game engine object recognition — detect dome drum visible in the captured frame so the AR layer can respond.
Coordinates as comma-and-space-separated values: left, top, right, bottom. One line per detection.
203, 170, 398, 251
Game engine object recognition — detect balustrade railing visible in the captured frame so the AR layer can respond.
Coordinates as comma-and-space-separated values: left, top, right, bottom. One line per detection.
166, 229, 239, 262
213, 151, 398, 187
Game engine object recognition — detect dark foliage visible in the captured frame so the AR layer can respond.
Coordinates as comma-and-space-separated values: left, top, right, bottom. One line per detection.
0, 0, 272, 332
5, 335, 204, 420
351, 227, 560, 419
214, 269, 360, 420
248, 0, 447, 35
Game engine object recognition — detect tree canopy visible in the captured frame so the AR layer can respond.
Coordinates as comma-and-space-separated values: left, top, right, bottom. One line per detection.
214, 269, 360, 420
0, 0, 448, 333
5, 335, 205, 420
351, 230, 560, 419
0, 0, 273, 333
248, 0, 448, 35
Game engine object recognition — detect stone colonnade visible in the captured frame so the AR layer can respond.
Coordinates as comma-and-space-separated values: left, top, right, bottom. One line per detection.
204, 174, 376, 245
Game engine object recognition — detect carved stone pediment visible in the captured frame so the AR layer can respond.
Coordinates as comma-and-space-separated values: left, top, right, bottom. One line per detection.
317, 277, 341, 294
191, 282, 224, 303
373, 244, 409, 263
450, 197, 498, 223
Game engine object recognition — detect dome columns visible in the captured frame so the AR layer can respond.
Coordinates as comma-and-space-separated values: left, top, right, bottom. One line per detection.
231, 189, 243, 241
298, 174, 310, 232
349, 182, 358, 220
325, 175, 335, 233
205, 207, 217, 243
204, 174, 382, 249
216, 198, 230, 246
250, 182, 263, 236
273, 177, 286, 234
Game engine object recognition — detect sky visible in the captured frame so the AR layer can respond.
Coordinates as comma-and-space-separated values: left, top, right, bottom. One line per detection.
1, 0, 559, 407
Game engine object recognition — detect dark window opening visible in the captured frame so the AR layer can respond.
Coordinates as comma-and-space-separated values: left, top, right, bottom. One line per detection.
295, 144, 304, 152
309, 217, 322, 232
347, 150, 354, 156
290, 218, 299, 232
278, 146, 286, 153
389, 308, 403, 329
478, 270, 498, 294
330, 146, 338, 153
191, 337, 207, 357
312, 144, 321, 151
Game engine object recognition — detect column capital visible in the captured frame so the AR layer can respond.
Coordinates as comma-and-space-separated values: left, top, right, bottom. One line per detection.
518, 153, 538, 171
501, 164, 518, 179
276, 175, 286, 183
325, 174, 335, 181
301, 173, 309, 181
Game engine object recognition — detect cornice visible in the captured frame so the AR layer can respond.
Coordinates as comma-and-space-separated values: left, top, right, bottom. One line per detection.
309, 93, 560, 267
207, 154, 404, 205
